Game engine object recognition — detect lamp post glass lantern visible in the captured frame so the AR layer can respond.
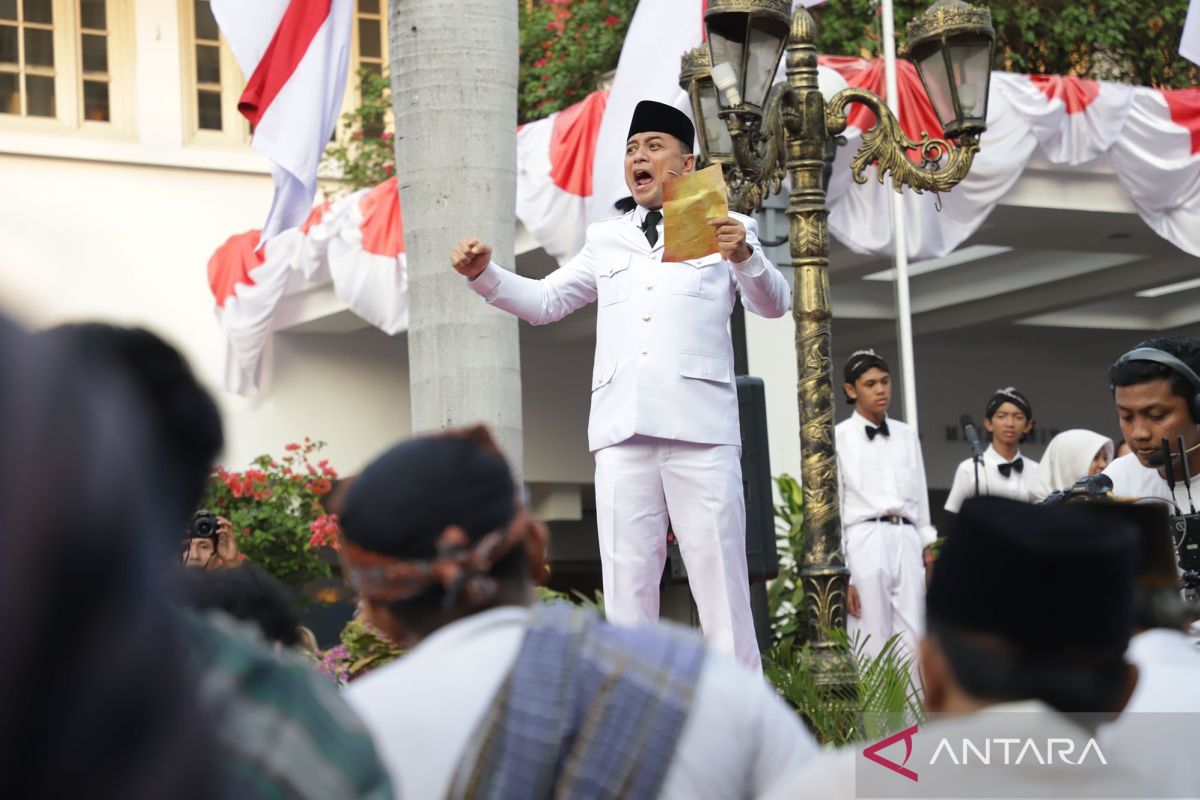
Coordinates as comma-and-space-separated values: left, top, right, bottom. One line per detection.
679, 47, 734, 164
690, 0, 993, 676
704, 0, 790, 112
906, 0, 996, 138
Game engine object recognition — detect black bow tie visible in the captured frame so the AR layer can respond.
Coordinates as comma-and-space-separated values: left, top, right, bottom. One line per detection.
998, 458, 1024, 478
865, 421, 890, 441
641, 210, 662, 247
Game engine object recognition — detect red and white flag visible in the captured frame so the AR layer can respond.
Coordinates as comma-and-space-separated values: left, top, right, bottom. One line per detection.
211, 0, 354, 244
1183, 0, 1200, 66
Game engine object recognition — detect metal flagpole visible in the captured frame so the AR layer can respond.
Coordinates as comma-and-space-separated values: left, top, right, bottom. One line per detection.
880, 0, 919, 431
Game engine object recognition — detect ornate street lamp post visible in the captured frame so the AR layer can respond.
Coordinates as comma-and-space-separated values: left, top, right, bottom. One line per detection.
682, 0, 994, 678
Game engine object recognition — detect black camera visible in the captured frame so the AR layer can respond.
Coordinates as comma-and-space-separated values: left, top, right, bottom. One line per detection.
1169, 513, 1200, 588
1039, 474, 1114, 506
191, 510, 219, 541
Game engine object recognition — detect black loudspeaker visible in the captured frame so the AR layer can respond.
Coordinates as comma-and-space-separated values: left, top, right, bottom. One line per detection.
738, 376, 779, 583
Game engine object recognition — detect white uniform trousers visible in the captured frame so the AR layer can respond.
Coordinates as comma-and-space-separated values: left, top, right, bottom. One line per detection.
844, 520, 925, 666
594, 435, 761, 672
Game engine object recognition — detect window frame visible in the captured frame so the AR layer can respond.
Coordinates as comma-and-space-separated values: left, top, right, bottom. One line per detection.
178, 0, 248, 147
338, 0, 390, 137
0, 0, 133, 133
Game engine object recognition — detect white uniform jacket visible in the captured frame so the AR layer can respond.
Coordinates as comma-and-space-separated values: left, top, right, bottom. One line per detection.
468, 208, 791, 451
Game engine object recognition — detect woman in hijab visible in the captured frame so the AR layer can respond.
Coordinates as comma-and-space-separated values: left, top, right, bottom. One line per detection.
1032, 429, 1115, 503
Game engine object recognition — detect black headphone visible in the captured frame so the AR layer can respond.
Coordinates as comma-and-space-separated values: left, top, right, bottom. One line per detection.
1115, 347, 1200, 423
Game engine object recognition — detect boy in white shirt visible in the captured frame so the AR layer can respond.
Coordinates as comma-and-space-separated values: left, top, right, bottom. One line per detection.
945, 387, 1041, 512
835, 350, 935, 662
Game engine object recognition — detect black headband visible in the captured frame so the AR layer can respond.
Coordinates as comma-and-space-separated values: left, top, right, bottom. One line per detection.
843, 349, 890, 385
986, 387, 1032, 420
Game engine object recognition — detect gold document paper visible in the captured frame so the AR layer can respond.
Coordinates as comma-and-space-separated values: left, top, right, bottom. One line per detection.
662, 164, 728, 262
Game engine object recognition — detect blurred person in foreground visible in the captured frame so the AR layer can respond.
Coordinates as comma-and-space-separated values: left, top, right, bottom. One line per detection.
0, 316, 219, 799
769, 497, 1146, 799
1099, 504, 1200, 798
180, 564, 303, 649
43, 322, 392, 800
339, 426, 817, 800
1030, 429, 1114, 503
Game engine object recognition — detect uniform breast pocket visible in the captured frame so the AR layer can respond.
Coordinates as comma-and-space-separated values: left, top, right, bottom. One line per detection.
596, 258, 632, 306
672, 253, 724, 300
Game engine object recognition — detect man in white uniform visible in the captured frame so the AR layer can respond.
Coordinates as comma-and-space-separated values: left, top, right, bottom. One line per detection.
767, 498, 1150, 799
1103, 337, 1200, 510
835, 350, 934, 663
450, 101, 790, 670
945, 387, 1041, 512
339, 428, 818, 800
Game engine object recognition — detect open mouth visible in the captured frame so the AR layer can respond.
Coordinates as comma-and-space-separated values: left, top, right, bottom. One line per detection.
633, 169, 654, 190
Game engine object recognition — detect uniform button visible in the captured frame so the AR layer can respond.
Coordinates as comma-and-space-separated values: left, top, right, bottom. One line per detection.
642, 313, 652, 322
641, 349, 649, 356
646, 284, 654, 291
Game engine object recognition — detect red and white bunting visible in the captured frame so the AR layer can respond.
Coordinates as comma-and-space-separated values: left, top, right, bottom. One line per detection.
208, 43, 1200, 396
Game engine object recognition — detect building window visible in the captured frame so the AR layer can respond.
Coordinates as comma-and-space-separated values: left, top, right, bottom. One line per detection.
0, 0, 130, 129
180, 0, 246, 142
180, 0, 384, 146
355, 0, 383, 75
192, 0, 221, 130
0, 0, 59, 118
78, 0, 108, 121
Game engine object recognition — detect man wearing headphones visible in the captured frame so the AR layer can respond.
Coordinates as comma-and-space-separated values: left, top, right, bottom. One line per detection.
1104, 336, 1200, 507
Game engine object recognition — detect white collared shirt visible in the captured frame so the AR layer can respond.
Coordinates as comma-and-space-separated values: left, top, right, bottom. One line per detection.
1103, 452, 1200, 512
835, 411, 936, 545
345, 606, 817, 800
945, 444, 1041, 512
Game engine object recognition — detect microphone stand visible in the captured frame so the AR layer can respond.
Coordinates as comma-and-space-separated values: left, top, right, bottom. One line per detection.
972, 449, 982, 498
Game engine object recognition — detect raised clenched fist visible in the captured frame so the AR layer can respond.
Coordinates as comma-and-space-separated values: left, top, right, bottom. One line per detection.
450, 236, 492, 280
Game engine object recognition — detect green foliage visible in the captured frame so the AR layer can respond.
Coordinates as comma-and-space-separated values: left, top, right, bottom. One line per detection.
812, 0, 1198, 89
202, 438, 338, 594
536, 585, 606, 613
767, 473, 807, 648
764, 628, 925, 746
317, 618, 405, 684
519, 0, 637, 123
324, 68, 395, 193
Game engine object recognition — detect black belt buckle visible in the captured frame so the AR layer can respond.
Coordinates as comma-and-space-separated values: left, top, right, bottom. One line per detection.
872, 515, 911, 526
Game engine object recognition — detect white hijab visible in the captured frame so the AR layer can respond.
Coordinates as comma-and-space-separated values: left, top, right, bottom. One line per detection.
1032, 429, 1115, 502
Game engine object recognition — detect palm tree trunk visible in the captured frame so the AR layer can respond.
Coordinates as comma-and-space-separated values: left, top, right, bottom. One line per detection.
387, 0, 524, 476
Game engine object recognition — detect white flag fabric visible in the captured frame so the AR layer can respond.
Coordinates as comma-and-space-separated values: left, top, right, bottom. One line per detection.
590, 1, 823, 221
589, 0, 703, 221
1183, 0, 1200, 66
211, 0, 354, 244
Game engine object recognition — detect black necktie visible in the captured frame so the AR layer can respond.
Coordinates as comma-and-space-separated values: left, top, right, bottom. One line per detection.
865, 421, 890, 441
998, 458, 1024, 478
641, 210, 662, 247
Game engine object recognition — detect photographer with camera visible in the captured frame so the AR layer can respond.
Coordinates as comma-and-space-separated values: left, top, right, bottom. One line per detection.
183, 510, 242, 570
